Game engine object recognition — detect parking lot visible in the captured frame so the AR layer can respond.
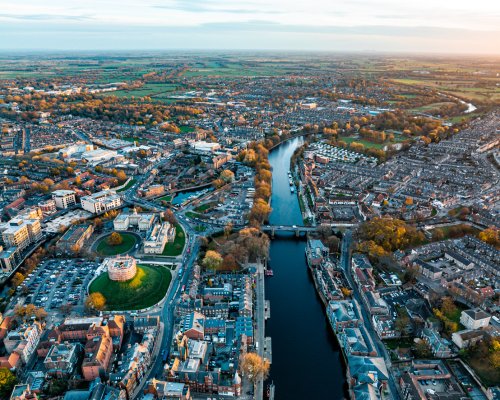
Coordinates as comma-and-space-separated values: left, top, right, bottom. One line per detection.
448, 361, 488, 400
17, 258, 99, 311
186, 181, 254, 226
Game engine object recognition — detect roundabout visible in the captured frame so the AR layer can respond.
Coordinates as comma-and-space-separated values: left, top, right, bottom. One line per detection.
88, 264, 171, 311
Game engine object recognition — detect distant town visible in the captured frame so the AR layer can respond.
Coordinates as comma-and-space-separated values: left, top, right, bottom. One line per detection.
0, 53, 498, 400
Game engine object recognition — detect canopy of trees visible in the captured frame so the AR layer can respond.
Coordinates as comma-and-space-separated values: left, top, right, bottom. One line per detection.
358, 217, 425, 253
0, 368, 17, 399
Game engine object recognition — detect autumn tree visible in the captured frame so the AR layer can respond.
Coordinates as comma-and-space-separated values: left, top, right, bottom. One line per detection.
220, 169, 235, 183
478, 227, 500, 249
248, 198, 271, 225
240, 352, 270, 389
202, 250, 223, 271
107, 232, 123, 246
116, 170, 127, 183
0, 368, 17, 399
85, 292, 106, 311
11, 272, 25, 288
163, 209, 177, 225
224, 222, 233, 239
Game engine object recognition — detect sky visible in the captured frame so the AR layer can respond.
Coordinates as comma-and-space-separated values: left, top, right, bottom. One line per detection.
0, 0, 499, 54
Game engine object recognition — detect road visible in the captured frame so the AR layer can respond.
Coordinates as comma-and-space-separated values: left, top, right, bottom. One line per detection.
132, 214, 200, 399
254, 262, 265, 400
340, 231, 400, 400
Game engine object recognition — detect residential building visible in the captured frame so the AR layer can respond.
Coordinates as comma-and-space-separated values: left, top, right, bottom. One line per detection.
421, 328, 453, 358
38, 199, 56, 214
44, 342, 79, 377
1, 216, 42, 252
82, 334, 113, 381
451, 329, 486, 349
327, 300, 362, 333
0, 246, 21, 275
3, 321, 42, 363
80, 190, 122, 214
460, 308, 491, 330
52, 190, 77, 209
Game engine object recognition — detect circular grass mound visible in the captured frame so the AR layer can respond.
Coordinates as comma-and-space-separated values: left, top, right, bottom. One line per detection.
89, 265, 171, 310
96, 232, 137, 256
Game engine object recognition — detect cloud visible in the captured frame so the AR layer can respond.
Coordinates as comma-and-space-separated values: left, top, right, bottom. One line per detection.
0, 13, 93, 21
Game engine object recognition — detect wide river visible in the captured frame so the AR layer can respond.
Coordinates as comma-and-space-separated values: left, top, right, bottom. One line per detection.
265, 137, 347, 399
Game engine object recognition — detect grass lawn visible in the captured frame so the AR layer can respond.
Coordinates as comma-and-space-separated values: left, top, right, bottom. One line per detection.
194, 202, 216, 213
179, 126, 195, 133
116, 179, 136, 192
89, 265, 171, 310
96, 232, 137, 256
339, 136, 388, 150
383, 337, 414, 350
186, 211, 204, 219
158, 195, 173, 203
161, 224, 186, 256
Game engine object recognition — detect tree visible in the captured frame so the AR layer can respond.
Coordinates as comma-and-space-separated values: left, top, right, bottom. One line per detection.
414, 340, 432, 358
85, 292, 106, 311
224, 222, 233, 239
107, 232, 123, 246
0, 368, 17, 399
395, 308, 410, 335
248, 198, 272, 225
240, 352, 270, 389
116, 170, 127, 183
222, 254, 238, 271
11, 272, 25, 288
220, 169, 235, 183
34, 307, 48, 321
202, 250, 223, 271
163, 209, 177, 225
440, 297, 457, 318
478, 227, 500, 249
325, 235, 340, 253
403, 265, 419, 283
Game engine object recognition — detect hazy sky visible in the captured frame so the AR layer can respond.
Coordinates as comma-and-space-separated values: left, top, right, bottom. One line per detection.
1, 0, 499, 53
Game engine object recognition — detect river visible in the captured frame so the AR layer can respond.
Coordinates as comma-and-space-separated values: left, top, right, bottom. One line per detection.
265, 137, 347, 399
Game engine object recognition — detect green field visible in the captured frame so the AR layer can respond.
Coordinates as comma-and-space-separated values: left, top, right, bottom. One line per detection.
116, 179, 136, 192
96, 232, 137, 256
410, 102, 457, 113
179, 126, 195, 133
339, 135, 407, 150
158, 195, 173, 203
161, 224, 186, 256
89, 265, 171, 310
102, 83, 179, 99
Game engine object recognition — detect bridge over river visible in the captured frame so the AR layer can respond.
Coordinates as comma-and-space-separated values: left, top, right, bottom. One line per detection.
261, 223, 357, 236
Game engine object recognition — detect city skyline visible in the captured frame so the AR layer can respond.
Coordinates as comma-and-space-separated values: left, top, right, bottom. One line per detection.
1, 0, 499, 54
